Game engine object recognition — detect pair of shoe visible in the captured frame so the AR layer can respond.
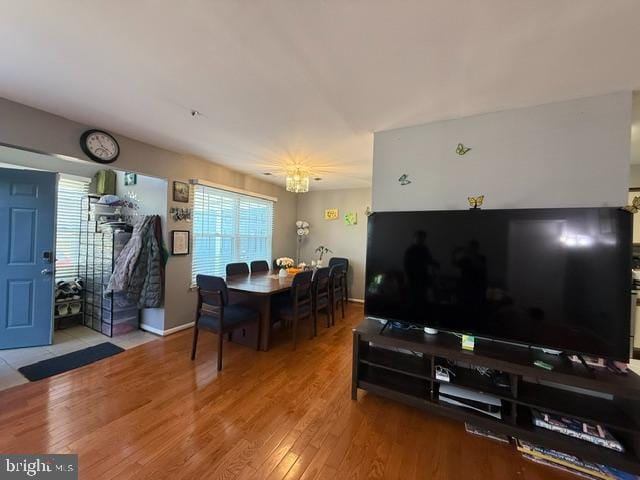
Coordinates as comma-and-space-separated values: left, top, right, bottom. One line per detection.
55, 301, 82, 317
55, 278, 84, 301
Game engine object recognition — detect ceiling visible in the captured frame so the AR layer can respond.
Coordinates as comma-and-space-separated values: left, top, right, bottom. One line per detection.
1, 1, 640, 189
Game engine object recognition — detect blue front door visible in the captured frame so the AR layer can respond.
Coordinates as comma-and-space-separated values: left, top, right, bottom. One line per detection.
0, 168, 57, 349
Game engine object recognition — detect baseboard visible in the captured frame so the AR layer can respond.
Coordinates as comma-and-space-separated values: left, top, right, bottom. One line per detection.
140, 301, 362, 336
140, 322, 194, 336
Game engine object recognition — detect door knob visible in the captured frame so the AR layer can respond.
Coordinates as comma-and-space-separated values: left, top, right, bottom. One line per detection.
41, 268, 53, 276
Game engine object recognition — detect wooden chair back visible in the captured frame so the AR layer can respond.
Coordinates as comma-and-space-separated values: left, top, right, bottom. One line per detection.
290, 270, 313, 312
250, 260, 270, 273
226, 262, 249, 276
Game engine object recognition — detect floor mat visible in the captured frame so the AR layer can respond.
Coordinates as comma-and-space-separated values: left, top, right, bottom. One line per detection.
18, 342, 125, 381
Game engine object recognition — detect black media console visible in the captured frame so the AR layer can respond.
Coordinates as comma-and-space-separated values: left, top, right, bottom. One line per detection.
352, 317, 640, 475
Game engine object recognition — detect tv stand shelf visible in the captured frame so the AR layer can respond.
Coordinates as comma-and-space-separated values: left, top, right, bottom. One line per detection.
352, 318, 640, 475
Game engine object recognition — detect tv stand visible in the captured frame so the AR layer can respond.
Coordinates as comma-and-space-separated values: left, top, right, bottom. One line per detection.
352, 317, 640, 475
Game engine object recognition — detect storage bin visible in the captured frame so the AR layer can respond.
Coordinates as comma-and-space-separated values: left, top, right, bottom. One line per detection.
101, 306, 139, 324
101, 291, 137, 311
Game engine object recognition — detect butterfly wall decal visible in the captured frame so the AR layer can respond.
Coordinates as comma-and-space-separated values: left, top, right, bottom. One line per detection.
622, 196, 640, 213
456, 143, 472, 155
468, 195, 484, 209
398, 174, 411, 186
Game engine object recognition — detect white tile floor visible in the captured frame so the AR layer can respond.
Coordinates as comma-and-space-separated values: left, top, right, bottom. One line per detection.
0, 326, 158, 392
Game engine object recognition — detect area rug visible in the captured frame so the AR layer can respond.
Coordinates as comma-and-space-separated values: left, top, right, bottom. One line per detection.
18, 342, 125, 381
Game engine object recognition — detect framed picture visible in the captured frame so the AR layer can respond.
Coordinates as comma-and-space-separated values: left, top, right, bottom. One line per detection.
324, 208, 339, 220
344, 212, 357, 225
171, 230, 190, 255
124, 172, 137, 186
173, 181, 190, 203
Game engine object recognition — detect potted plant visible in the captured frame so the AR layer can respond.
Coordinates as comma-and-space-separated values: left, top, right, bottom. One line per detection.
315, 245, 332, 267
275, 257, 295, 277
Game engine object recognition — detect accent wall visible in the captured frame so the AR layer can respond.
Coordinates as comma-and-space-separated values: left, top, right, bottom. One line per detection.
373, 92, 632, 212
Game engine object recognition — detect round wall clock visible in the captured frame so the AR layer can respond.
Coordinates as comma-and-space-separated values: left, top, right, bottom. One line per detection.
80, 129, 120, 164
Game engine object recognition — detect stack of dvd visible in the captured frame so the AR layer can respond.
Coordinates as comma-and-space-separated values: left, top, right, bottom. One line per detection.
531, 409, 624, 452
517, 440, 635, 480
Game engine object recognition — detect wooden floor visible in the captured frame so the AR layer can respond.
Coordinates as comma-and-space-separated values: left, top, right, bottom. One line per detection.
0, 304, 573, 480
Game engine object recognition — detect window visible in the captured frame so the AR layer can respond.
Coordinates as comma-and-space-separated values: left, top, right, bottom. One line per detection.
55, 176, 90, 281
192, 184, 274, 284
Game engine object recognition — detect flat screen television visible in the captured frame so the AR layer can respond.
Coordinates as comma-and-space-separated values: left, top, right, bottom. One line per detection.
365, 208, 632, 361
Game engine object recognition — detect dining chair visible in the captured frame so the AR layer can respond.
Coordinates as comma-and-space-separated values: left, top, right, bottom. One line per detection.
329, 264, 346, 321
311, 267, 332, 330
329, 257, 349, 302
191, 274, 260, 371
272, 270, 313, 349
226, 262, 249, 276
250, 260, 270, 273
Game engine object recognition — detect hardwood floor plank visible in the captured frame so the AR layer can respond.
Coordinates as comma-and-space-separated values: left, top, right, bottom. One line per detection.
0, 304, 575, 479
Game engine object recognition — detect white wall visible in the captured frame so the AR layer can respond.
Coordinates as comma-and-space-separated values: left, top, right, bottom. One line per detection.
296, 188, 371, 300
373, 92, 632, 212
115, 171, 167, 235
115, 171, 169, 331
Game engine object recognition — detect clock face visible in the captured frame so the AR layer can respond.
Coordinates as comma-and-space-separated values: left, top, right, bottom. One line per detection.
81, 130, 120, 163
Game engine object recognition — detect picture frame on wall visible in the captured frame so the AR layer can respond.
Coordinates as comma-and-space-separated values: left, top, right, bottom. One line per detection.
344, 212, 357, 225
324, 208, 339, 220
124, 172, 137, 186
173, 181, 190, 203
171, 230, 190, 255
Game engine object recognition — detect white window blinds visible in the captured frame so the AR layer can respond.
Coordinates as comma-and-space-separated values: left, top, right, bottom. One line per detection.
55, 176, 90, 281
192, 184, 274, 284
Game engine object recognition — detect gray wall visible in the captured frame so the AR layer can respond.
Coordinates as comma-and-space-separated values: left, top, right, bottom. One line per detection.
373, 92, 631, 211
0, 97, 298, 331
630, 165, 640, 188
296, 188, 371, 300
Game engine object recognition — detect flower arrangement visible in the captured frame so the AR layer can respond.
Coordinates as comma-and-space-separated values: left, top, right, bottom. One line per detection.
276, 257, 295, 268
315, 245, 332, 263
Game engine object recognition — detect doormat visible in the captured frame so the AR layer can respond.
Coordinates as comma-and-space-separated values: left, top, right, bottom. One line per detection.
18, 342, 125, 381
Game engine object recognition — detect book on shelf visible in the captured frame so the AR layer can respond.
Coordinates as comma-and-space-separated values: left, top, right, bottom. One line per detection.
521, 453, 602, 479
531, 409, 624, 453
600, 466, 640, 480
464, 423, 509, 443
516, 440, 615, 480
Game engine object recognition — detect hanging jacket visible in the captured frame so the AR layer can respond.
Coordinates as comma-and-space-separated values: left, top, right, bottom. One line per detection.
106, 215, 165, 308
139, 217, 163, 307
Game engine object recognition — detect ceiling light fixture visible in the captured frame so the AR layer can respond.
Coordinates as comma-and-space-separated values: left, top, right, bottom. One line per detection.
285, 166, 310, 193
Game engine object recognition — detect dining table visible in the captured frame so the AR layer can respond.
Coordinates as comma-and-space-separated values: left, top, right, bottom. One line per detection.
225, 271, 295, 351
